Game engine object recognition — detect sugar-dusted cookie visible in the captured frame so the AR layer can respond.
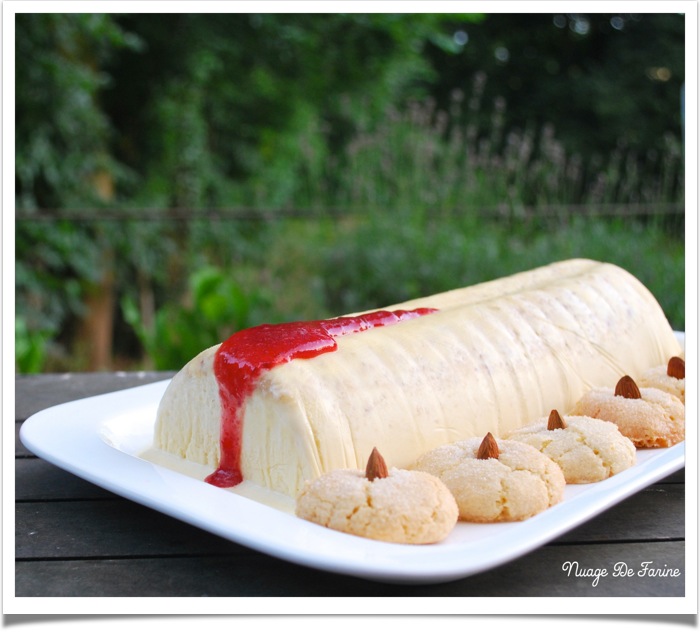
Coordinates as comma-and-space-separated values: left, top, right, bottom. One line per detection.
507, 410, 636, 483
638, 356, 685, 404
295, 448, 458, 544
410, 433, 565, 522
571, 375, 685, 448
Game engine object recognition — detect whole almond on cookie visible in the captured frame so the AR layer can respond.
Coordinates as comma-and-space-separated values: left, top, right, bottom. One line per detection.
572, 380, 684, 448
296, 461, 458, 544
507, 414, 636, 483
365, 447, 389, 481
411, 437, 565, 522
667, 356, 685, 379
476, 432, 499, 460
638, 357, 686, 404
615, 375, 642, 399
547, 409, 566, 430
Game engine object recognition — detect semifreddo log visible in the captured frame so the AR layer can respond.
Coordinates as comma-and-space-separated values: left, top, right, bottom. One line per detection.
152, 259, 682, 498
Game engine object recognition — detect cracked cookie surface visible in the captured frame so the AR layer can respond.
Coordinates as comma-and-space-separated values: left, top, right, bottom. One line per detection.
410, 438, 565, 522
638, 365, 685, 404
506, 415, 636, 483
295, 467, 458, 544
571, 385, 684, 448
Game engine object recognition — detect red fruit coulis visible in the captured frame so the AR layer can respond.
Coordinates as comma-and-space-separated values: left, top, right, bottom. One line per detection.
206, 307, 436, 487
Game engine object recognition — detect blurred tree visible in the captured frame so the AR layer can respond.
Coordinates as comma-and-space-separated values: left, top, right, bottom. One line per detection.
103, 13, 485, 207
15, 12, 684, 371
15, 13, 484, 369
425, 13, 684, 199
15, 13, 138, 209
15, 14, 140, 370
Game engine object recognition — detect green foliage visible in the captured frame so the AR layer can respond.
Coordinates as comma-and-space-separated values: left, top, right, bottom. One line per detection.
14, 13, 685, 372
103, 13, 481, 208
15, 316, 55, 374
122, 266, 272, 370
15, 14, 141, 370
295, 86, 683, 217
426, 13, 684, 170
16, 220, 105, 336
15, 13, 139, 210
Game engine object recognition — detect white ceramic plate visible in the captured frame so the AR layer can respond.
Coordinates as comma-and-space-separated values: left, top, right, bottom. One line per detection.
20, 378, 685, 584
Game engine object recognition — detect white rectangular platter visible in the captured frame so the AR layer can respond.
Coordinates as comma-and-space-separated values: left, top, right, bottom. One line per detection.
19, 378, 684, 585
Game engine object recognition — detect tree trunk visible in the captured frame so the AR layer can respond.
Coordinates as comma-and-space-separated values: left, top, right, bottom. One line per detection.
78, 256, 116, 370
76, 169, 116, 371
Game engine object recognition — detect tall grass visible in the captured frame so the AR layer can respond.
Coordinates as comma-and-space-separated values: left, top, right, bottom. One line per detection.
285, 76, 684, 224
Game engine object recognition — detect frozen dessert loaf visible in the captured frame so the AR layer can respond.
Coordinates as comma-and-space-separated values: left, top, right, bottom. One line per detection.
153, 259, 681, 498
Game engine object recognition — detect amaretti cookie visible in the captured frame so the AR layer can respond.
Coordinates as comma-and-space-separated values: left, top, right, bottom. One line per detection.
153, 259, 681, 498
571, 376, 685, 448
507, 410, 637, 483
638, 356, 685, 404
295, 449, 458, 544
411, 434, 565, 522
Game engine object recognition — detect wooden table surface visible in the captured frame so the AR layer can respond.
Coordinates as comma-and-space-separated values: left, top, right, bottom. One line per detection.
15, 372, 686, 599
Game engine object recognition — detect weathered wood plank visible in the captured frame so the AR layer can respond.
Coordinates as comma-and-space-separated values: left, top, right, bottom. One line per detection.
14, 540, 685, 598
15, 423, 32, 458
15, 499, 247, 560
15, 372, 174, 422
553, 482, 684, 544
